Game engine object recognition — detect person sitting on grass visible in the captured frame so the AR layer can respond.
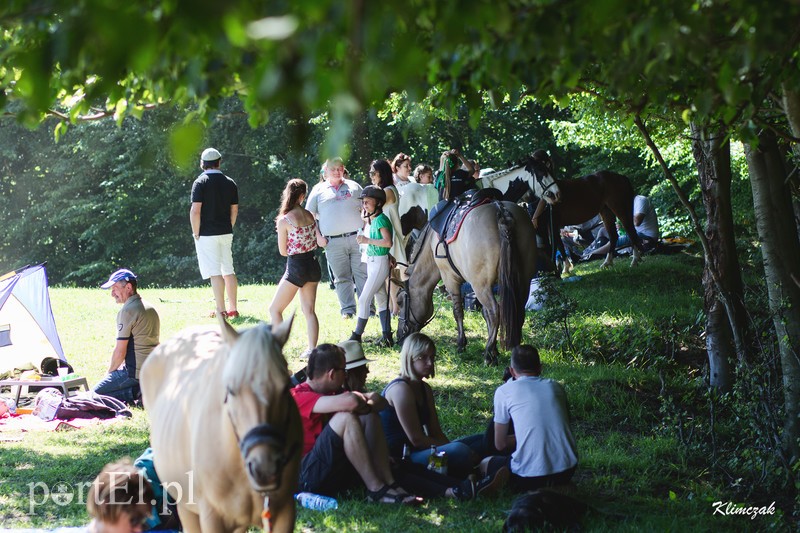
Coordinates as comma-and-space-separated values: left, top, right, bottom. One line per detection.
95, 269, 159, 406
484, 344, 578, 492
339, 340, 504, 501
290, 343, 422, 505
86, 460, 156, 533
379, 332, 487, 478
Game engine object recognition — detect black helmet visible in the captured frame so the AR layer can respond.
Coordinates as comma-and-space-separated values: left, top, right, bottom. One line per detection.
360, 185, 386, 206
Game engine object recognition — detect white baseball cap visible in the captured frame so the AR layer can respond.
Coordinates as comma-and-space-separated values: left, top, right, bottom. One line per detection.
201, 148, 221, 162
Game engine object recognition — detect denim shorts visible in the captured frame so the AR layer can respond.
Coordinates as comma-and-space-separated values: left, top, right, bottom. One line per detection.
283, 251, 322, 287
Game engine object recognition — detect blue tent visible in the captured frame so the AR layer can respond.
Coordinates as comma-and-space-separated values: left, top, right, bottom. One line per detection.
0, 264, 66, 377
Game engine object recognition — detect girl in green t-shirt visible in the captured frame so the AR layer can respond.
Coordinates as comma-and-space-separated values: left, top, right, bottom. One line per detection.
351, 185, 394, 345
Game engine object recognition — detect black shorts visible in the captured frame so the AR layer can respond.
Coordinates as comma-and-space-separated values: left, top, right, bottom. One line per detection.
283, 251, 322, 287
300, 424, 359, 496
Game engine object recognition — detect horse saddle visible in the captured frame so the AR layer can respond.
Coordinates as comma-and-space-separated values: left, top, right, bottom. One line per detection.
428, 188, 503, 244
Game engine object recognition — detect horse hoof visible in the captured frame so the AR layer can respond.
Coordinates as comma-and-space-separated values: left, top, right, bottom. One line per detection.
484, 357, 498, 366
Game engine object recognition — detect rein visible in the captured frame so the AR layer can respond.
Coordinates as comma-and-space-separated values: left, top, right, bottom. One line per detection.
400, 224, 442, 332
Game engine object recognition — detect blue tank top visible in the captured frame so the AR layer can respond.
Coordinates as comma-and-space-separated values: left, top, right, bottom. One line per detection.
379, 377, 431, 458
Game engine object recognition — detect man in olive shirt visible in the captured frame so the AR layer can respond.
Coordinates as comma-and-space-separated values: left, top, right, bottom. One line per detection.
94, 269, 160, 405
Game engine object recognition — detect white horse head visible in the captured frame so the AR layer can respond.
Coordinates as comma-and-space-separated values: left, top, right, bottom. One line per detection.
479, 152, 561, 204
525, 150, 561, 204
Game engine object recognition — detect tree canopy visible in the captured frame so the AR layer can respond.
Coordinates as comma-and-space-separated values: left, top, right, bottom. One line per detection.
3, 1, 799, 154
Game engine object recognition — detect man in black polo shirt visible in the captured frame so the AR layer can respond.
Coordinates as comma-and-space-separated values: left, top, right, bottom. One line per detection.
190, 148, 240, 318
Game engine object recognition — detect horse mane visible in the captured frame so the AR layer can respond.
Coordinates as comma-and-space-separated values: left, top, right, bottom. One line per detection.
481, 164, 524, 181
406, 224, 432, 277
222, 323, 290, 404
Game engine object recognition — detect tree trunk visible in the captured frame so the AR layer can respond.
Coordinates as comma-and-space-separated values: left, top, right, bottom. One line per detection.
745, 128, 800, 461
782, 84, 800, 241
691, 123, 747, 391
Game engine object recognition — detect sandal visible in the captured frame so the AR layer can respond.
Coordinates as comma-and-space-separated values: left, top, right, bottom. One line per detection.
226, 310, 240, 318
366, 484, 423, 505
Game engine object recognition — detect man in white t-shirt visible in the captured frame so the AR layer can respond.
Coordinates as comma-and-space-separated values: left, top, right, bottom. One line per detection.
487, 345, 578, 491
306, 157, 367, 319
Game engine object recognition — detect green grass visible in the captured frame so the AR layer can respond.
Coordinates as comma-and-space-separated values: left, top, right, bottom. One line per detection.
0, 253, 793, 531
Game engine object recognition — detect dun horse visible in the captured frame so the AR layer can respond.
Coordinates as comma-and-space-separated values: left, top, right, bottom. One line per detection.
483, 151, 643, 272
141, 316, 301, 533
397, 201, 537, 365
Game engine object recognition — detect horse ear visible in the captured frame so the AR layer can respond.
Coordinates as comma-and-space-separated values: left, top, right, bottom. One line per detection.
272, 312, 294, 348
218, 314, 240, 344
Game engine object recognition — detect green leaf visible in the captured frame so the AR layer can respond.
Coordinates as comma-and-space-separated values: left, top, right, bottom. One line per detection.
169, 122, 205, 171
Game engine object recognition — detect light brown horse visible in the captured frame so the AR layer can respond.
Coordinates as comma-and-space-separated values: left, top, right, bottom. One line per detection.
141, 316, 301, 533
397, 201, 537, 365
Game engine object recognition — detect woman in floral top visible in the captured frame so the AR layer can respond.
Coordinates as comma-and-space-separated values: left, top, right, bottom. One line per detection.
269, 179, 321, 357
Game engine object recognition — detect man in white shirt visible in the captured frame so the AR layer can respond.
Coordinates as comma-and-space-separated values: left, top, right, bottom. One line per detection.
490, 345, 578, 491
306, 158, 367, 319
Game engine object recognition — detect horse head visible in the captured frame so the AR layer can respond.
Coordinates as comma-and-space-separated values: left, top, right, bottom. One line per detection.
396, 228, 438, 344
525, 150, 561, 204
396, 283, 420, 345
219, 315, 298, 494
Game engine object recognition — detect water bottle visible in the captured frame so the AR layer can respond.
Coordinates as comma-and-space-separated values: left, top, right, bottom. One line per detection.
427, 445, 438, 471
295, 492, 338, 511
436, 451, 448, 476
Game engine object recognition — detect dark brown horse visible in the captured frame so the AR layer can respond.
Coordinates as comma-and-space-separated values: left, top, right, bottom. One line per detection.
490, 151, 643, 271
396, 201, 537, 365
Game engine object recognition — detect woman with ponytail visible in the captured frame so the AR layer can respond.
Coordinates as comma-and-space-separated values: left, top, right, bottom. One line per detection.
269, 178, 321, 357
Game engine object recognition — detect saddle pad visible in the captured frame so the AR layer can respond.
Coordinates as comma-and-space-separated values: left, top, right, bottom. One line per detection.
444, 198, 492, 243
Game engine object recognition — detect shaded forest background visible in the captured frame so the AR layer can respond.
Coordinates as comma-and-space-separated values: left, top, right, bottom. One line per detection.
0, 97, 756, 287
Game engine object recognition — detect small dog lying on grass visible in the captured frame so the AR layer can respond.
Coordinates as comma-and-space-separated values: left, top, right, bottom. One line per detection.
503, 488, 588, 532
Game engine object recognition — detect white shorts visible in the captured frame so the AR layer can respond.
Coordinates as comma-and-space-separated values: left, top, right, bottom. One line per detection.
195, 234, 235, 279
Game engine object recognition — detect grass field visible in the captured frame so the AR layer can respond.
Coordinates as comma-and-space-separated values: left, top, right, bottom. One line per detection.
0, 253, 792, 531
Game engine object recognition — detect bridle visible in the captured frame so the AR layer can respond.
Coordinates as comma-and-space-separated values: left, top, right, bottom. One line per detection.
526, 160, 559, 198
398, 225, 438, 335
224, 380, 299, 495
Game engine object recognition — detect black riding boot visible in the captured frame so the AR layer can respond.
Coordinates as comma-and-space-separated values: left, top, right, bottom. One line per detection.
349, 317, 368, 342
378, 310, 393, 347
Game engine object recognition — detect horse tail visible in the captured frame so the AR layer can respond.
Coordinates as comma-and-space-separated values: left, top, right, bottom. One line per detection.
497, 202, 524, 349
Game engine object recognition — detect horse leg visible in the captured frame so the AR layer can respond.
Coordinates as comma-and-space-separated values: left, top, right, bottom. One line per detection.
607, 188, 643, 268
450, 286, 468, 353
269, 493, 297, 533
630, 244, 642, 267
199, 504, 226, 532
475, 286, 500, 366
599, 207, 618, 269
176, 504, 201, 533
